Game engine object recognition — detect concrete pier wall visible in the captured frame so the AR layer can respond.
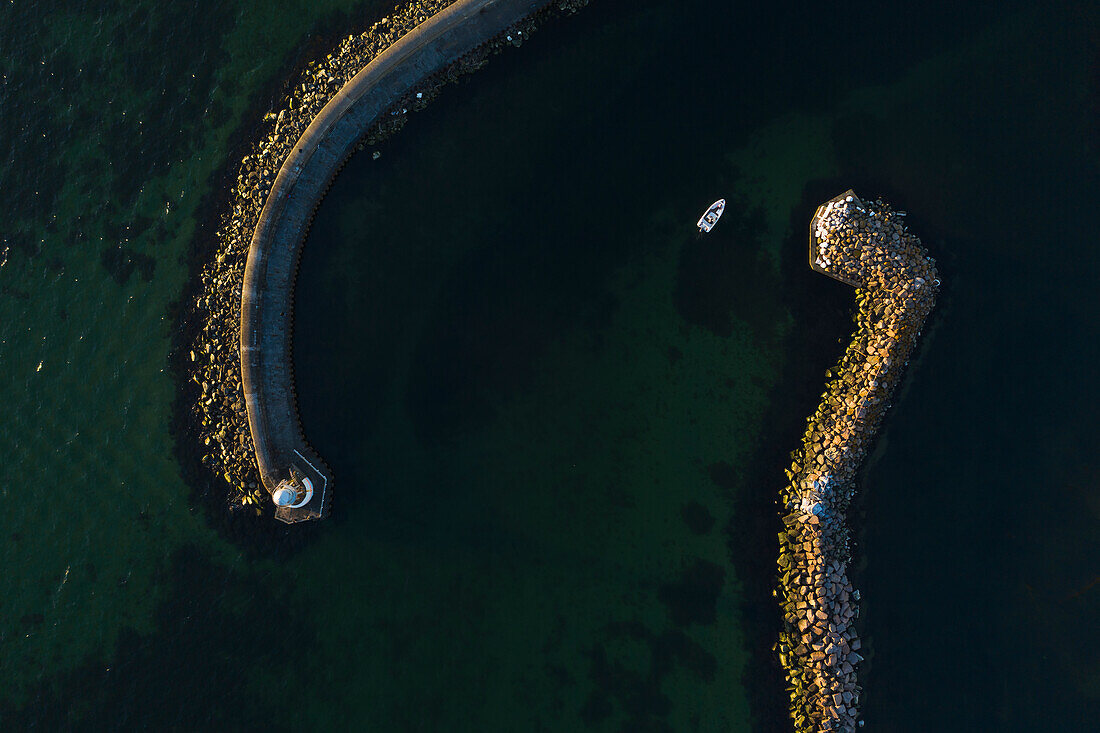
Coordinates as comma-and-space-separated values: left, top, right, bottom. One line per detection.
777, 191, 939, 731
240, 0, 557, 523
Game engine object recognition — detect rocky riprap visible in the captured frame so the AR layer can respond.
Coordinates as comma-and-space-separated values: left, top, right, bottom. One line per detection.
182, 0, 589, 515
777, 191, 939, 731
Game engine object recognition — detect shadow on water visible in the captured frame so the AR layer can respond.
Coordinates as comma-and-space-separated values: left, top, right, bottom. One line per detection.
674, 202, 785, 344
403, 219, 622, 449
711, 179, 867, 732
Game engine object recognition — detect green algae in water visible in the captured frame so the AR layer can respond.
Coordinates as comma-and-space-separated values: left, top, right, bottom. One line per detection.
0, 0, 394, 708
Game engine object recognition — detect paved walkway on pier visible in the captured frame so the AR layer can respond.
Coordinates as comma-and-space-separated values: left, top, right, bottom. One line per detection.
241, 0, 553, 523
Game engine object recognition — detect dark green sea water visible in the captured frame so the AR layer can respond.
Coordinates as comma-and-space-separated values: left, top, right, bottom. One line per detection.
1, 0, 1097, 730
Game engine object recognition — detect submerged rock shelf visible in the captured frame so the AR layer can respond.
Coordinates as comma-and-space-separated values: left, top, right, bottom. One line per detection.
183, 0, 588, 524
777, 191, 939, 731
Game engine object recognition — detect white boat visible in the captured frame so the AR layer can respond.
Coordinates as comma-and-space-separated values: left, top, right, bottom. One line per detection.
697, 199, 725, 233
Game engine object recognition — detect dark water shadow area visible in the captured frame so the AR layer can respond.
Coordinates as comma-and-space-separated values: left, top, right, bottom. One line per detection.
288, 3, 816, 724
713, 179, 862, 731
288, 1, 1099, 729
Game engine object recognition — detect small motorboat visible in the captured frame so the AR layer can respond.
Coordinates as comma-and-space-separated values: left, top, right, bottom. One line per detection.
697, 199, 725, 233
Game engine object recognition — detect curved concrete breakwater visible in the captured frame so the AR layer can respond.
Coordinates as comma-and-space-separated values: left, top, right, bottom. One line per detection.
777, 191, 939, 731
184, 0, 588, 524
242, 0, 566, 523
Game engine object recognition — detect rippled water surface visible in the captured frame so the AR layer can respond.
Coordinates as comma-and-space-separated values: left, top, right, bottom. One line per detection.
1, 0, 1097, 730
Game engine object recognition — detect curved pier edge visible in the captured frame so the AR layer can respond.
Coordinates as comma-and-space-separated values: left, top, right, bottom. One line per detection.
241, 0, 568, 524
777, 190, 939, 730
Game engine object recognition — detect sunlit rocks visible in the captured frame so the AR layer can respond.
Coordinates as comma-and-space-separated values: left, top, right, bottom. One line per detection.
778, 191, 939, 732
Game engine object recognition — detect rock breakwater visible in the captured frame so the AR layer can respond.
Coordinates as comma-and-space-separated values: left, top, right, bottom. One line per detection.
180, 0, 589, 522
776, 191, 939, 731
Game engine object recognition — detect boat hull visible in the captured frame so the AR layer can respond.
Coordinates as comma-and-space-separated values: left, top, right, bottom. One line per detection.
697, 198, 725, 232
